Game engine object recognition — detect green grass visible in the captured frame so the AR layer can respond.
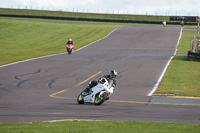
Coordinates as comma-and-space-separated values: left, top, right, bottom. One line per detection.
0, 17, 163, 66
184, 25, 200, 29
156, 31, 200, 97
0, 17, 122, 65
0, 121, 199, 133
156, 56, 200, 97
0, 8, 169, 22
178, 32, 198, 54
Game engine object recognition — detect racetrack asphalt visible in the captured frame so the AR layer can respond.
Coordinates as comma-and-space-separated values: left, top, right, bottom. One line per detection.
0, 26, 200, 124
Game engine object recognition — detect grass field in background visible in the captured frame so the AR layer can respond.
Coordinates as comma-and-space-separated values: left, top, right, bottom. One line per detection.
0, 8, 169, 22
0, 121, 199, 133
0, 17, 163, 66
156, 31, 200, 97
0, 17, 122, 65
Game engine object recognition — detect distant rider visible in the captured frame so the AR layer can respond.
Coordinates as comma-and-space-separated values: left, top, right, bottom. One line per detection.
163, 19, 166, 27
85, 70, 117, 92
180, 21, 184, 27
66, 39, 74, 47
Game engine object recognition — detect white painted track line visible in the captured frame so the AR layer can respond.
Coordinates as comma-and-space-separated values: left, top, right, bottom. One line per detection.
147, 27, 183, 96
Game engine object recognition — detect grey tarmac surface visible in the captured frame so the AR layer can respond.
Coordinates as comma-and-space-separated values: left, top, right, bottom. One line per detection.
151, 96, 200, 105
0, 26, 200, 124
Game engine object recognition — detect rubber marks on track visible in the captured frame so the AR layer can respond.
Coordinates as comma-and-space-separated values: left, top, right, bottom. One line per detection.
49, 71, 102, 98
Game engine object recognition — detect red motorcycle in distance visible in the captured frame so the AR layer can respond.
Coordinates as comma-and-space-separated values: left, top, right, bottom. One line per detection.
66, 44, 74, 54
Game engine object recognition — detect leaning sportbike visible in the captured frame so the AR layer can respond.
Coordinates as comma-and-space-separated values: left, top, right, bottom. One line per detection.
77, 78, 114, 105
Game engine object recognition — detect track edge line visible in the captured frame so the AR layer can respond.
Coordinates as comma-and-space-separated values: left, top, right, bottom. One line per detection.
147, 27, 183, 96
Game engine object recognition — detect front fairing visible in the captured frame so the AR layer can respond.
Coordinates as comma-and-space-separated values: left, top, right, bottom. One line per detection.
67, 44, 74, 49
83, 84, 105, 103
83, 80, 114, 103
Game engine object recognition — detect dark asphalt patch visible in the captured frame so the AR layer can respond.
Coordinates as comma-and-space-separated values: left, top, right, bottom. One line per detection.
150, 95, 200, 106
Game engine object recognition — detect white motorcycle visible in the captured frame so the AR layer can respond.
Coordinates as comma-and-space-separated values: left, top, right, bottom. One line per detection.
77, 78, 114, 105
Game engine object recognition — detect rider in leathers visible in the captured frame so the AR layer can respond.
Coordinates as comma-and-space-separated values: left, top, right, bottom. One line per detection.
66, 39, 74, 47
85, 70, 117, 91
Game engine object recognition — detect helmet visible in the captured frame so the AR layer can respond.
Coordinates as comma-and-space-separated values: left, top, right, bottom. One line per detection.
110, 70, 117, 79
69, 39, 72, 42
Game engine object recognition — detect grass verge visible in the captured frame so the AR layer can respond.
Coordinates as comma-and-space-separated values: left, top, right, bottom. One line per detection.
0, 17, 122, 65
0, 8, 169, 22
0, 17, 163, 66
156, 31, 200, 97
0, 121, 199, 133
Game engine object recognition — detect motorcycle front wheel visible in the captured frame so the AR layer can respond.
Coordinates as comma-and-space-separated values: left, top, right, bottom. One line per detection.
94, 92, 107, 105
77, 93, 85, 104
67, 49, 72, 54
